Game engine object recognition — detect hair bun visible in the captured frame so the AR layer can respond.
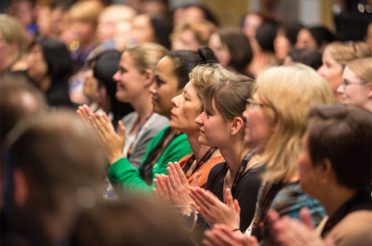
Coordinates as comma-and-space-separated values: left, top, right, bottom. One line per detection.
197, 46, 218, 64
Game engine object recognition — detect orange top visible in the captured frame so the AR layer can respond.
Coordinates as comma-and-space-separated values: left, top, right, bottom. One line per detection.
179, 153, 224, 188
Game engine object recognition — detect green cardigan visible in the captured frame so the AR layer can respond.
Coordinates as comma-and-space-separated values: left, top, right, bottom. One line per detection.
108, 126, 192, 192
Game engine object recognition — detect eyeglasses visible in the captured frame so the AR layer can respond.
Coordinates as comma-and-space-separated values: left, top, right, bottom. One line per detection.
341, 79, 365, 89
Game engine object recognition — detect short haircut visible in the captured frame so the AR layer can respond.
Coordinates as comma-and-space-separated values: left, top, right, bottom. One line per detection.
307, 104, 372, 190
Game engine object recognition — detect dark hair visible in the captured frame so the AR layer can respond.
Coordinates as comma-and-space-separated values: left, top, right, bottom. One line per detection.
173, 3, 218, 26
166, 46, 217, 89
307, 104, 372, 190
279, 22, 303, 46
256, 22, 278, 53
149, 14, 173, 49
0, 75, 46, 146
92, 49, 133, 124
308, 26, 335, 48
218, 27, 252, 74
30, 37, 73, 107
288, 48, 322, 70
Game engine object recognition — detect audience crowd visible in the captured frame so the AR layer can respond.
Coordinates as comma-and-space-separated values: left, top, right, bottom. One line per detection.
1, 0, 371, 245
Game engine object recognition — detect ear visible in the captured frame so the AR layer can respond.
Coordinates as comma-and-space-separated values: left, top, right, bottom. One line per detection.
230, 116, 244, 136
143, 69, 154, 87
13, 169, 29, 207
315, 159, 333, 184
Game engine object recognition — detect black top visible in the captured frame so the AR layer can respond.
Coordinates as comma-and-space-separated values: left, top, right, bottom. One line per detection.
321, 190, 372, 238
205, 163, 264, 231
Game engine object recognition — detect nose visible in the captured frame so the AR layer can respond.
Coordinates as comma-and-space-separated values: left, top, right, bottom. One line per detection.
317, 65, 325, 77
195, 111, 205, 126
171, 94, 180, 107
113, 70, 120, 82
149, 83, 157, 95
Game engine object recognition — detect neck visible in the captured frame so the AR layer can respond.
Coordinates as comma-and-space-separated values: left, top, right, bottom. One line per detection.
319, 184, 357, 216
131, 92, 153, 125
187, 131, 211, 162
220, 139, 249, 176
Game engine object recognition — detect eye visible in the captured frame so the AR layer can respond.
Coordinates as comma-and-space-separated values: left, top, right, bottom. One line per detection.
155, 76, 165, 86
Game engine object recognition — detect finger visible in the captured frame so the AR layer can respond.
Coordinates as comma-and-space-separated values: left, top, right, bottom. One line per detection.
117, 120, 126, 139
169, 162, 183, 186
299, 208, 314, 228
204, 230, 227, 246
195, 187, 220, 206
224, 188, 234, 208
174, 162, 189, 185
192, 172, 200, 187
233, 199, 241, 215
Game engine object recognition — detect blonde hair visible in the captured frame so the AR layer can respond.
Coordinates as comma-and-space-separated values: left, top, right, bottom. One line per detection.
189, 63, 233, 101
0, 14, 27, 56
69, 0, 103, 26
172, 20, 217, 46
347, 57, 372, 83
126, 42, 167, 73
325, 42, 371, 66
255, 64, 335, 183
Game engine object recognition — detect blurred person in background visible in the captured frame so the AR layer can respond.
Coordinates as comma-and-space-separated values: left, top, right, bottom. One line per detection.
0, 14, 28, 77
296, 26, 335, 52
26, 37, 74, 108
317, 42, 371, 101
172, 3, 218, 26
208, 27, 253, 76
274, 22, 303, 63
171, 20, 216, 51
337, 57, 372, 112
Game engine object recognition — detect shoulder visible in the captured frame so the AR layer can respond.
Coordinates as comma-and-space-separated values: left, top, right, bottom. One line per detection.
329, 211, 372, 246
122, 112, 138, 125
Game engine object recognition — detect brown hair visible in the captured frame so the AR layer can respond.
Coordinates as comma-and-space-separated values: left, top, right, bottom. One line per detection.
172, 20, 217, 46
307, 104, 372, 190
203, 73, 254, 121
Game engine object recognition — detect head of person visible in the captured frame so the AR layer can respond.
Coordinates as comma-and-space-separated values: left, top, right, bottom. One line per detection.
173, 3, 218, 26
243, 64, 334, 183
296, 26, 335, 51
170, 63, 232, 135
195, 73, 254, 148
284, 48, 322, 70
240, 11, 265, 39
92, 49, 133, 122
0, 76, 46, 147
2, 111, 105, 244
171, 20, 217, 51
274, 22, 303, 61
97, 4, 136, 43
68, 0, 103, 46
113, 42, 167, 105
317, 42, 371, 96
152, 47, 217, 118
129, 14, 173, 49
0, 14, 28, 72
72, 197, 194, 246
299, 104, 372, 202
208, 27, 252, 75
337, 57, 372, 111
27, 38, 73, 91
255, 21, 278, 54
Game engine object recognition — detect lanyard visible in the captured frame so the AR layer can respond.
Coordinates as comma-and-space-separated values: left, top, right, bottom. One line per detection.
182, 147, 217, 178
231, 150, 256, 195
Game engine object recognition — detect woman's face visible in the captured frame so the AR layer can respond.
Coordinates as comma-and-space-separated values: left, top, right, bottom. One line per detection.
337, 66, 370, 108
317, 49, 343, 97
208, 33, 230, 68
129, 15, 155, 44
151, 56, 181, 118
113, 52, 146, 103
170, 80, 202, 134
26, 44, 48, 82
296, 29, 317, 50
274, 30, 291, 61
242, 93, 276, 153
195, 99, 232, 147
171, 29, 200, 51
